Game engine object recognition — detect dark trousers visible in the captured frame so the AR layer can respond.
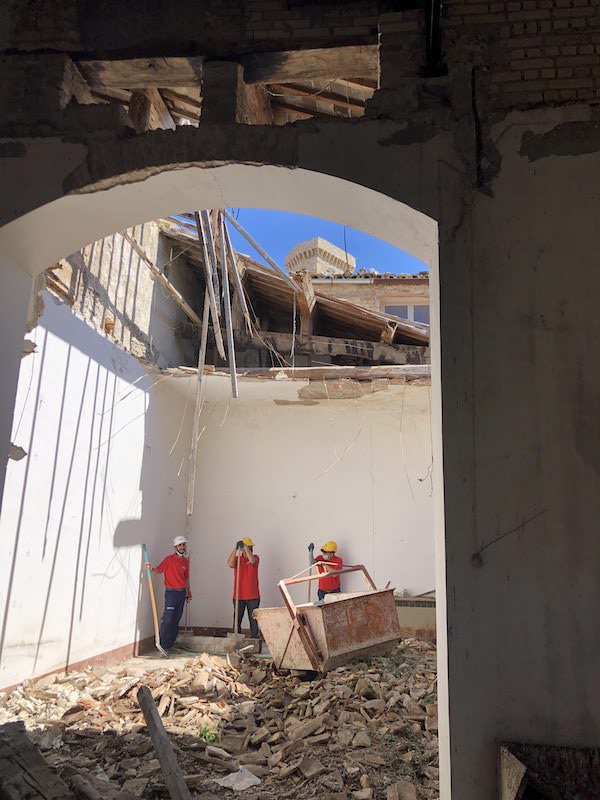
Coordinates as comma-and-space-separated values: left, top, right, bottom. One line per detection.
318, 587, 341, 602
160, 588, 186, 649
233, 598, 260, 638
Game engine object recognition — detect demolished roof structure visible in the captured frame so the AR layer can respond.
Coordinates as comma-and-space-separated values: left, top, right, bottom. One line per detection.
158, 213, 429, 371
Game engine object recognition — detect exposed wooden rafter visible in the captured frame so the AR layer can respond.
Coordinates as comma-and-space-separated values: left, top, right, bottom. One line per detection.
270, 101, 340, 120
242, 45, 379, 85
77, 56, 204, 88
269, 83, 365, 113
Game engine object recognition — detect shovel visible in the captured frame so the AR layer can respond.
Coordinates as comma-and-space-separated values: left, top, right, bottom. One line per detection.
142, 544, 168, 658
228, 548, 244, 642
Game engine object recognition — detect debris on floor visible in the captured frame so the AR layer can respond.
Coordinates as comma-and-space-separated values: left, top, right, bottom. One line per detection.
0, 640, 438, 799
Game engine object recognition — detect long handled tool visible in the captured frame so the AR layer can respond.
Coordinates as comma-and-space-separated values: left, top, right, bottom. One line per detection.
307, 543, 314, 603
143, 544, 168, 658
228, 547, 244, 641
234, 548, 241, 633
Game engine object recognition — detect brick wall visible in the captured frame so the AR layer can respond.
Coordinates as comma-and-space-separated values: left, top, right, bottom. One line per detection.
444, 0, 600, 108
1, 0, 381, 55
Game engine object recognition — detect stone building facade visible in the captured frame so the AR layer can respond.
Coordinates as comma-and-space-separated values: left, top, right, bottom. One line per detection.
287, 237, 430, 324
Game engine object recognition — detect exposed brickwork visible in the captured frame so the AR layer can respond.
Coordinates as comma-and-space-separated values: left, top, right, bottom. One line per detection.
443, 0, 600, 108
1, 0, 381, 56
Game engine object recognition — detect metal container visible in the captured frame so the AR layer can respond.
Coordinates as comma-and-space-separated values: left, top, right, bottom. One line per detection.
253, 565, 400, 671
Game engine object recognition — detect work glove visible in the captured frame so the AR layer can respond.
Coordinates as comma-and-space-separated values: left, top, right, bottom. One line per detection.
236, 540, 244, 549
308, 543, 314, 551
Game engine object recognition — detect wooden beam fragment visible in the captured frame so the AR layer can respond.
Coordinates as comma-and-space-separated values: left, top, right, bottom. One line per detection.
118, 231, 200, 325
242, 45, 379, 85
270, 100, 338, 119
290, 269, 316, 335
137, 686, 193, 800
77, 56, 204, 89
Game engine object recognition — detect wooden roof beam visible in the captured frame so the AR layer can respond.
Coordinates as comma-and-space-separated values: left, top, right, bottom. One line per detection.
269, 84, 365, 112
242, 45, 379, 85
77, 56, 204, 89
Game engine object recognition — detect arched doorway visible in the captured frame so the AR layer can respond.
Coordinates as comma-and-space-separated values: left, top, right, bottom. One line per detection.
0, 158, 448, 795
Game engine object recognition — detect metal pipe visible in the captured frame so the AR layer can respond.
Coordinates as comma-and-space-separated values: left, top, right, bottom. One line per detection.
186, 287, 210, 517
193, 211, 226, 359
219, 212, 239, 399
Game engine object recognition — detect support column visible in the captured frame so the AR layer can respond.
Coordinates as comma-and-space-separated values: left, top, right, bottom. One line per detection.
201, 61, 273, 124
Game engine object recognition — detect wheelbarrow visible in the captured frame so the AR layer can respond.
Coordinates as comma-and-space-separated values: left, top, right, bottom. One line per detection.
253, 564, 400, 671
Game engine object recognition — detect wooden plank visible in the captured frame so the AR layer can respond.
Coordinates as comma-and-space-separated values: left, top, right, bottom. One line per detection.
242, 45, 379, 85
270, 100, 339, 119
137, 686, 193, 800
77, 56, 204, 89
160, 89, 201, 113
269, 83, 365, 112
118, 231, 200, 325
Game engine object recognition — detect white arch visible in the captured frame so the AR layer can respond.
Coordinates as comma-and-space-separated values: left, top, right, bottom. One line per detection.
0, 164, 437, 276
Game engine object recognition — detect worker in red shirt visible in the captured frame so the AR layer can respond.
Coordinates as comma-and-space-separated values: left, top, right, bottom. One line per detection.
309, 540, 343, 601
227, 537, 260, 638
145, 535, 191, 651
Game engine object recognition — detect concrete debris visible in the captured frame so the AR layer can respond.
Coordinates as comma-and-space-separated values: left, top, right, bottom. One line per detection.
0, 640, 438, 799
214, 766, 262, 791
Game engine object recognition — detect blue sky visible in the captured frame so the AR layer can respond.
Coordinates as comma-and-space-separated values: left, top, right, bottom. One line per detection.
224, 208, 427, 275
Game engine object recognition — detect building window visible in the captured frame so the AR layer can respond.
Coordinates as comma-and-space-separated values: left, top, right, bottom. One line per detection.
413, 305, 430, 324
384, 304, 430, 324
385, 305, 409, 319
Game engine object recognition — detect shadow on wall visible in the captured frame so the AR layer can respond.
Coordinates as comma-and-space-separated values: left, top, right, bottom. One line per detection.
0, 291, 188, 687
59, 222, 200, 369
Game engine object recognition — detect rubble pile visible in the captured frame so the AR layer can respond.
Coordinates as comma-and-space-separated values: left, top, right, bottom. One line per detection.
0, 640, 438, 800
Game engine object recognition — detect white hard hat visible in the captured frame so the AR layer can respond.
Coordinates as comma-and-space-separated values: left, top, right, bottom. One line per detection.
173, 535, 187, 547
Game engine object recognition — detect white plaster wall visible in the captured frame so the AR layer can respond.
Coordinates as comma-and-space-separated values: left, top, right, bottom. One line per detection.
184, 375, 434, 627
0, 291, 188, 688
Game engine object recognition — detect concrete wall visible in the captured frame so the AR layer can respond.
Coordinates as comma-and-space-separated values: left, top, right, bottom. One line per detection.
0, 291, 189, 688
185, 375, 434, 626
438, 109, 600, 797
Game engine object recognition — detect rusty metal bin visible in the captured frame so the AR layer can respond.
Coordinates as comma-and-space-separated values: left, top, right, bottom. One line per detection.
253, 565, 400, 671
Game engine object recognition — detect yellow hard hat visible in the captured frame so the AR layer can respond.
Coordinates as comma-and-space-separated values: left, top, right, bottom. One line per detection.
321, 540, 337, 553
242, 536, 254, 547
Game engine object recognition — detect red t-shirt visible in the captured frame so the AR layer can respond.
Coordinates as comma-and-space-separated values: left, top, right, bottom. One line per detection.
233, 555, 260, 600
315, 554, 343, 592
157, 554, 189, 589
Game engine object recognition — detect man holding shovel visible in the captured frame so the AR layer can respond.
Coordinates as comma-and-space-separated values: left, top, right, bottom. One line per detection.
227, 538, 260, 638
145, 535, 191, 651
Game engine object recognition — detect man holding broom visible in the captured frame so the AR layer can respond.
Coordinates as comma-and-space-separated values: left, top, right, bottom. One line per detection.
227, 537, 260, 638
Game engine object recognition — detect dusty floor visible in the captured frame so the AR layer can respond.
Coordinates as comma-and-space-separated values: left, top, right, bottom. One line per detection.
0, 640, 438, 799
